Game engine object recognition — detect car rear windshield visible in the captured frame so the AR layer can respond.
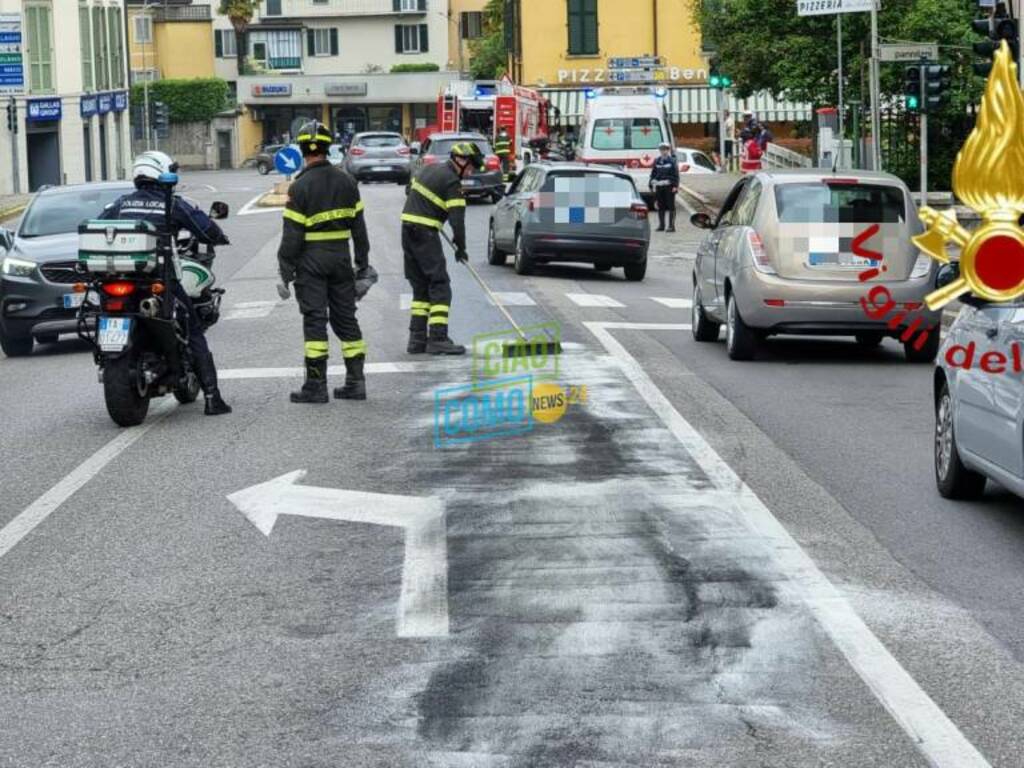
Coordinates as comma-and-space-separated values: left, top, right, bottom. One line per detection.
541, 171, 636, 197
19, 187, 130, 238
357, 135, 404, 148
591, 118, 665, 151
429, 139, 493, 156
774, 182, 906, 224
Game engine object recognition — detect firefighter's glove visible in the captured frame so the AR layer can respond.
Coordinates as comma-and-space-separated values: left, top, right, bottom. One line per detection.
354, 265, 379, 301
276, 281, 292, 301
455, 248, 469, 264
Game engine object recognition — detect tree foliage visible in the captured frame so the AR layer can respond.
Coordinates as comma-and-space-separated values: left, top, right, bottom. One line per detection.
469, 0, 507, 79
218, 0, 259, 75
130, 78, 231, 123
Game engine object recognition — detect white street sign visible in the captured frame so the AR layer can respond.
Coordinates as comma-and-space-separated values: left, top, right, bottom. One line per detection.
796, 0, 876, 16
879, 43, 939, 62
227, 470, 449, 638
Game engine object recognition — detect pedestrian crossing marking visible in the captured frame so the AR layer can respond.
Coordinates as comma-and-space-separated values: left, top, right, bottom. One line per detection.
487, 292, 535, 306
650, 297, 693, 309
565, 293, 625, 308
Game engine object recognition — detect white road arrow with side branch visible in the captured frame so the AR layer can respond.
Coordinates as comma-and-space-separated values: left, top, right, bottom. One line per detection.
227, 470, 448, 638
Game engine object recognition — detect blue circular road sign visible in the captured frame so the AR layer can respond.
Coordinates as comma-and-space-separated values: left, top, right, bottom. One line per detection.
274, 145, 303, 176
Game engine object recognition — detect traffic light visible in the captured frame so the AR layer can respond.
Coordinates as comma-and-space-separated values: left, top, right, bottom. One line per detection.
972, 5, 1019, 77
708, 65, 732, 90
151, 101, 170, 139
5, 98, 15, 134
904, 65, 922, 112
923, 64, 951, 112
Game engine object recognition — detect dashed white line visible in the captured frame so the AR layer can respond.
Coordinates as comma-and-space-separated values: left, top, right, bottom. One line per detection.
584, 320, 991, 768
487, 291, 535, 306
223, 300, 279, 320
650, 297, 693, 309
565, 293, 625, 308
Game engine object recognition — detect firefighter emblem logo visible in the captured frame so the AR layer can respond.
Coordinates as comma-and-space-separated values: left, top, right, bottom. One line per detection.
916, 41, 1024, 310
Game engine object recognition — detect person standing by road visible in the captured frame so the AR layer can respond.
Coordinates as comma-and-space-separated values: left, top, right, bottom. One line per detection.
278, 121, 372, 404
649, 141, 679, 232
740, 128, 763, 173
401, 142, 485, 356
724, 109, 736, 170
494, 126, 513, 181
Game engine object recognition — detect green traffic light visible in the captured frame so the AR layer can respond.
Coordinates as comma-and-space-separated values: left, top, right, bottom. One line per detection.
709, 74, 721, 88
721, 75, 733, 87
906, 94, 920, 110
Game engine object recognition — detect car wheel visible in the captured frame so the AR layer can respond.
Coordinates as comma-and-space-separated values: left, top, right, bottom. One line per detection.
0, 327, 33, 357
935, 381, 987, 499
513, 229, 533, 275
34, 333, 58, 345
257, 162, 270, 175
487, 221, 507, 266
725, 292, 758, 361
904, 330, 941, 363
623, 257, 647, 282
691, 283, 721, 342
855, 332, 885, 348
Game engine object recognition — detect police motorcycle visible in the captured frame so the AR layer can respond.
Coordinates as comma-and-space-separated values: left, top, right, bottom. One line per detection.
75, 185, 229, 427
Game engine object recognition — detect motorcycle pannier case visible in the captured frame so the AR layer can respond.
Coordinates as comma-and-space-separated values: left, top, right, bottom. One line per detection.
78, 219, 160, 274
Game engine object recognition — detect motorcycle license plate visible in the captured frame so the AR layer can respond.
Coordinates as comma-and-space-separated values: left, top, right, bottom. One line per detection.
98, 316, 131, 352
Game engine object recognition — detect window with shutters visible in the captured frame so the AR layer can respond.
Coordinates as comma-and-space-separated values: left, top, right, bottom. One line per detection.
216, 30, 238, 58
400, 0, 417, 10
394, 0, 427, 12
133, 14, 152, 44
25, 3, 54, 94
92, 6, 108, 90
461, 11, 482, 39
108, 6, 125, 88
80, 4, 93, 91
249, 29, 302, 69
395, 23, 427, 53
265, 0, 282, 16
567, 0, 598, 56
311, 27, 334, 56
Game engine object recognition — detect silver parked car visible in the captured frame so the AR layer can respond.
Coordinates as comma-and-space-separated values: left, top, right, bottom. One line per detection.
487, 163, 651, 281
689, 169, 940, 361
341, 132, 411, 184
934, 274, 1024, 499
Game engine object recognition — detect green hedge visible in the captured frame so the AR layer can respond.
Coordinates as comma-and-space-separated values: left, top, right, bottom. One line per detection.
129, 78, 231, 123
389, 63, 440, 73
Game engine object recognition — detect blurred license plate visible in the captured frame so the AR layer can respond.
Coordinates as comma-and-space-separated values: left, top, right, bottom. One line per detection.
98, 316, 131, 352
463, 178, 479, 186
63, 292, 85, 309
372, 166, 391, 171
808, 253, 880, 267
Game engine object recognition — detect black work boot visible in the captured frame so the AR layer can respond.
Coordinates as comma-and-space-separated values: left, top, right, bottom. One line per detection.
407, 315, 427, 354
656, 209, 666, 231
290, 357, 329, 404
334, 355, 367, 400
204, 389, 232, 416
667, 210, 676, 232
427, 324, 466, 356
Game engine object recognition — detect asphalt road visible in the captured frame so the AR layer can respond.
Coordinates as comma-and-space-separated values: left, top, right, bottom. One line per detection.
2, 169, 1024, 767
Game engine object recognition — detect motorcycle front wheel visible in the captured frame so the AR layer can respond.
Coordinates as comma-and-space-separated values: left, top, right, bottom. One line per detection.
103, 355, 150, 427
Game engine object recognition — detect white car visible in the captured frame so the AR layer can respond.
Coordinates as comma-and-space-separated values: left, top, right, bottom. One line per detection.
676, 148, 717, 175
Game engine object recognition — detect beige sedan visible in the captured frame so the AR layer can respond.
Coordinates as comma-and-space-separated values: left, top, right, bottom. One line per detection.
689, 169, 940, 362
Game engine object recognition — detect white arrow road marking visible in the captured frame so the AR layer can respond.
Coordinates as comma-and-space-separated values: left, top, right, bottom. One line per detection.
226, 470, 449, 638
237, 192, 284, 216
585, 321, 991, 768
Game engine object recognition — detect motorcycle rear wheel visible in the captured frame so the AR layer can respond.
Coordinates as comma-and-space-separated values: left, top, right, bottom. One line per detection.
104, 356, 150, 427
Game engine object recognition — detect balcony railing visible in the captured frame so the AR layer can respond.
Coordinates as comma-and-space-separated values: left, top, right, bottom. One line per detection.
154, 4, 212, 22
261, 0, 428, 18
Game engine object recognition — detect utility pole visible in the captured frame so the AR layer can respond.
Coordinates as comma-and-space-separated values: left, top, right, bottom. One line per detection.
7, 97, 19, 194
837, 13, 845, 169
869, 2, 881, 171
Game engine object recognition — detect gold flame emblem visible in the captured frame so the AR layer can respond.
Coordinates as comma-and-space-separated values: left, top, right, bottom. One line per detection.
916, 42, 1024, 309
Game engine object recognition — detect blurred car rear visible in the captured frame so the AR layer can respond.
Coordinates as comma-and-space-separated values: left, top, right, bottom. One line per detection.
342, 132, 411, 184
254, 144, 283, 175
410, 132, 504, 203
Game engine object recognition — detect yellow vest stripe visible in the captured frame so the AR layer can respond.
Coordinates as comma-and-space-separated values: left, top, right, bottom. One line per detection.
401, 212, 442, 228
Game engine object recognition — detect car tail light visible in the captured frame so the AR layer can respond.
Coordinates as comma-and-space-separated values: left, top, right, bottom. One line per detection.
678, 163, 690, 173
764, 299, 785, 307
421, 154, 438, 165
397, 146, 410, 156
747, 230, 775, 273
629, 203, 648, 220
485, 155, 501, 171
101, 281, 135, 297
349, 147, 366, 156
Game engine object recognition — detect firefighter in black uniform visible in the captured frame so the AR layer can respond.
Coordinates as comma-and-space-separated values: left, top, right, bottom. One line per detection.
401, 141, 485, 355
494, 127, 512, 181
278, 121, 372, 403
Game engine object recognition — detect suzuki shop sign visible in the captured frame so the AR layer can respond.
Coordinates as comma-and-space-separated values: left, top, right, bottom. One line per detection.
251, 83, 292, 97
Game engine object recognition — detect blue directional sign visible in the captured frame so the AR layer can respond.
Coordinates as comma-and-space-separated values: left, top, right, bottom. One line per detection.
274, 144, 302, 176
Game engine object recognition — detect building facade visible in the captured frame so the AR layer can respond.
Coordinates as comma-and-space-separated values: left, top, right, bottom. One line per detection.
127, 0, 215, 82
0, 0, 130, 195
221, 0, 461, 143
447, 0, 485, 75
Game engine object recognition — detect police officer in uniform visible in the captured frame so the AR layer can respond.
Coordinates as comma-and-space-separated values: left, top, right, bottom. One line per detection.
494, 127, 512, 181
649, 141, 680, 232
278, 121, 372, 403
401, 141, 485, 356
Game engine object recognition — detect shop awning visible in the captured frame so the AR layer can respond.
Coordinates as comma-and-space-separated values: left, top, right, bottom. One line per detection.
540, 87, 813, 125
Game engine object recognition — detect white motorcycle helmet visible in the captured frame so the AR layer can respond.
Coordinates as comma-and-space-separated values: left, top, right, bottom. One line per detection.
132, 150, 179, 185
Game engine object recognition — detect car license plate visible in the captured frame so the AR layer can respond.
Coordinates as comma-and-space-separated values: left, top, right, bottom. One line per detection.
98, 316, 131, 352
463, 178, 479, 186
808, 253, 880, 267
372, 166, 391, 172
63, 292, 85, 309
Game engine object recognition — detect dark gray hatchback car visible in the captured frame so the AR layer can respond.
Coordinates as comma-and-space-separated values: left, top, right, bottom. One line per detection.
0, 181, 133, 356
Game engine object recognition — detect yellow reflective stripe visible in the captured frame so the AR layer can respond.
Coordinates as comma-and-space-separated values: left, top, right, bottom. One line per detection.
410, 308, 429, 317
298, 133, 332, 143
401, 212, 442, 229
428, 316, 448, 325
429, 304, 450, 318
305, 230, 351, 241
341, 339, 367, 358
283, 209, 308, 225
411, 300, 431, 309
445, 198, 466, 208
411, 179, 447, 212
305, 340, 329, 359
306, 207, 359, 226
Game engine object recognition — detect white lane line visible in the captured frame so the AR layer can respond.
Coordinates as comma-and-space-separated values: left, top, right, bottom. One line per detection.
223, 301, 279, 320
219, 361, 457, 379
0, 400, 176, 563
487, 292, 535, 306
232, 300, 279, 309
650, 297, 693, 309
584, 320, 991, 768
400, 293, 412, 310
237, 191, 284, 216
565, 293, 625, 308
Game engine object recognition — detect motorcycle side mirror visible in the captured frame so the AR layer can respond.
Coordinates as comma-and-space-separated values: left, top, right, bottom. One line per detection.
690, 212, 714, 230
210, 201, 229, 220
0, 227, 12, 251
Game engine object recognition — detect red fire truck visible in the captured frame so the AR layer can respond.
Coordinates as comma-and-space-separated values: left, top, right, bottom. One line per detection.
419, 76, 555, 175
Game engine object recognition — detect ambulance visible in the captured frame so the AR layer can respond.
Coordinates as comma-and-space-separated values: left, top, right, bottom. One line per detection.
576, 86, 674, 207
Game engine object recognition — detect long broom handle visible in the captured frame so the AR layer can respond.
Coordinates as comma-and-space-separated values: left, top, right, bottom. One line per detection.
438, 228, 529, 342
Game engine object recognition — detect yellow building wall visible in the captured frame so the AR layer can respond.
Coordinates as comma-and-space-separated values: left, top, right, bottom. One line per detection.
238, 108, 265, 159
127, 8, 154, 75
519, 0, 706, 87
448, 0, 488, 71
153, 22, 216, 80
